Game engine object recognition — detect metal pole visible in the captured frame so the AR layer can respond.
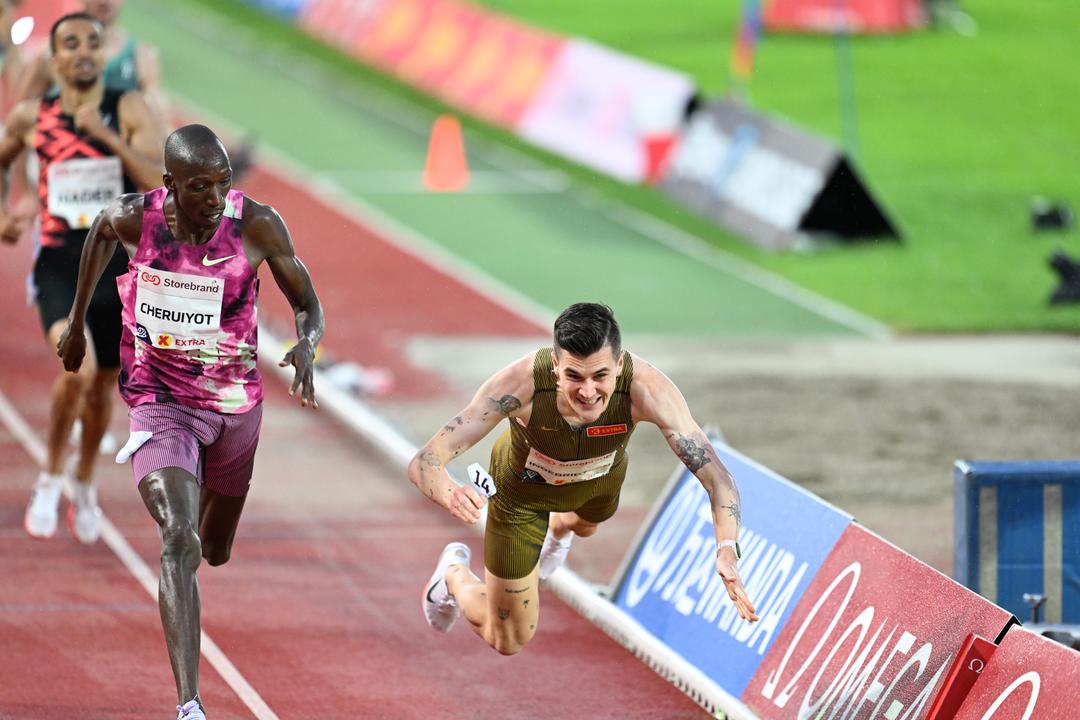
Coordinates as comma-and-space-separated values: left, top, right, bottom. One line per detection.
832, 0, 860, 158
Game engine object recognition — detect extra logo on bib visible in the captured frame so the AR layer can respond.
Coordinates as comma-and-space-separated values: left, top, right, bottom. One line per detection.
524, 447, 617, 485
135, 265, 223, 351
47, 156, 122, 229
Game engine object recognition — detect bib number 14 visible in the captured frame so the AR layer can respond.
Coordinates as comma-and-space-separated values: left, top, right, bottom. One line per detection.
466, 463, 496, 498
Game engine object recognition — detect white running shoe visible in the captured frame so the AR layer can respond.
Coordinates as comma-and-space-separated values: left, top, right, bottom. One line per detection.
538, 529, 573, 580
67, 481, 102, 544
176, 697, 206, 720
24, 472, 64, 539
422, 541, 471, 633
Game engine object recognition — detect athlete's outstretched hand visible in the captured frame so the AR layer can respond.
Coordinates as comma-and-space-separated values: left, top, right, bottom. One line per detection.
57, 322, 87, 373
448, 482, 485, 524
716, 548, 759, 623
280, 338, 317, 408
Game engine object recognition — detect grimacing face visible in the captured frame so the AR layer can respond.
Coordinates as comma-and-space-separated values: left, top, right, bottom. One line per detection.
52, 18, 104, 90
165, 155, 233, 230
551, 345, 623, 425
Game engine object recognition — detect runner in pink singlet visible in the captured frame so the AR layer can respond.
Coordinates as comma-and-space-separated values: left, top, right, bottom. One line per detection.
58, 124, 323, 720
118, 185, 263, 414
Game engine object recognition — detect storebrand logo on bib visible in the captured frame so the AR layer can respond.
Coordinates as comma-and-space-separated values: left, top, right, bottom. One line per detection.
135, 264, 225, 352
135, 324, 150, 341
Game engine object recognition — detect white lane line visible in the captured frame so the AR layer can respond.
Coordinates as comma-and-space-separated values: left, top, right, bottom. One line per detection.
604, 207, 894, 340
317, 169, 569, 194
0, 389, 280, 720
147, 0, 889, 339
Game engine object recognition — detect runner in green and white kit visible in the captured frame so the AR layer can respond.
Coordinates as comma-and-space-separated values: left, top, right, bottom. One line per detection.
411, 303, 759, 656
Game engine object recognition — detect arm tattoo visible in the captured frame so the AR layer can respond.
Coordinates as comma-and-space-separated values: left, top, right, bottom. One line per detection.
488, 395, 521, 416
498, 608, 510, 621
669, 433, 712, 472
442, 415, 464, 433
420, 450, 443, 470
722, 502, 741, 526
504, 586, 530, 594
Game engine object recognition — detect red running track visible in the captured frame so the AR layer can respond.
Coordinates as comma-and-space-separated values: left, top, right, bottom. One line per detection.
0, 167, 708, 718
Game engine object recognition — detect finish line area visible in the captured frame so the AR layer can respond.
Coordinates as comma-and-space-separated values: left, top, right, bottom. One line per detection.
0, 159, 715, 719
3, 155, 1073, 720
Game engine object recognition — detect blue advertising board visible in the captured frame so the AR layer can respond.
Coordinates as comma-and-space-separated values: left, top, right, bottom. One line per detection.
237, 0, 311, 20
612, 441, 852, 696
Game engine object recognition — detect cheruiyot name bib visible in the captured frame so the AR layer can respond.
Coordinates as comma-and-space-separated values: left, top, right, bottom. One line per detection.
134, 264, 224, 351
523, 447, 617, 485
46, 156, 122, 229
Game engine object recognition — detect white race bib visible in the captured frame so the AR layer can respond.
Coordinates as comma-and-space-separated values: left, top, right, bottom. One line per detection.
46, 156, 122, 229
134, 265, 224, 351
524, 447, 617, 485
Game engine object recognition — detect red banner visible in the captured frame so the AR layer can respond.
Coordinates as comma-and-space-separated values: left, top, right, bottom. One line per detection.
765, 0, 925, 34
301, 0, 562, 128
742, 525, 1012, 719
953, 628, 1080, 718
299, 0, 383, 52
925, 634, 998, 720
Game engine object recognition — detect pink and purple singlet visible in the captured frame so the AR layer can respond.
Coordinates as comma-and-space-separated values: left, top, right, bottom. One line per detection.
117, 187, 263, 415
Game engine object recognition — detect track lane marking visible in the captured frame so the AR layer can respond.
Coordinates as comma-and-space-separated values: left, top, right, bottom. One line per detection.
0, 388, 280, 720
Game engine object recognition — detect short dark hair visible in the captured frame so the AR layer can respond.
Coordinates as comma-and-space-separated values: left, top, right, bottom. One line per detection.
50, 12, 101, 53
553, 303, 621, 358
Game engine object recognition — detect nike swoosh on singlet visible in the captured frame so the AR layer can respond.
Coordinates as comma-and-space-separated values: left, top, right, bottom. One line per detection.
202, 254, 236, 267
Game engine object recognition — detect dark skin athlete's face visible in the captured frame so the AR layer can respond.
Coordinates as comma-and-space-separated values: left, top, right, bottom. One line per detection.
164, 153, 233, 232
51, 18, 104, 90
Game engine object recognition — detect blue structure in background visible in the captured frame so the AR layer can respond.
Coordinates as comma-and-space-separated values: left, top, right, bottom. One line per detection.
955, 461, 1080, 623
611, 441, 851, 697
238, 0, 311, 20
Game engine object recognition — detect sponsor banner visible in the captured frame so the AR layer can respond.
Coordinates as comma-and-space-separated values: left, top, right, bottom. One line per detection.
925, 634, 997, 720
516, 39, 696, 183
237, 0, 313, 20
661, 98, 897, 250
765, 0, 925, 34
742, 524, 1014, 719
663, 100, 829, 249
303, 0, 563, 128
953, 628, 1080, 718
300, 0, 393, 55
612, 440, 852, 696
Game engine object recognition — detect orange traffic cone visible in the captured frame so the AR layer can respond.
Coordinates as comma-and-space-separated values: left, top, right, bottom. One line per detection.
423, 115, 469, 192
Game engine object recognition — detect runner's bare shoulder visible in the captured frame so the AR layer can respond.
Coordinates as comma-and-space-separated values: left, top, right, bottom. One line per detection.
108, 193, 147, 244
240, 195, 292, 256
